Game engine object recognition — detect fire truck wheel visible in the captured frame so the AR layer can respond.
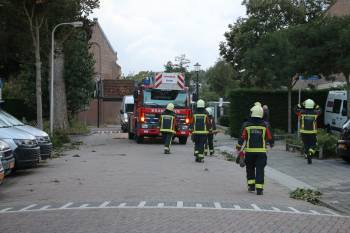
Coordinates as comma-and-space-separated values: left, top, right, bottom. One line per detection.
128, 132, 134, 140
136, 135, 144, 144
179, 136, 188, 145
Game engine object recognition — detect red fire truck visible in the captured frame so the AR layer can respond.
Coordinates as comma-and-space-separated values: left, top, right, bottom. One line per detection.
128, 73, 192, 144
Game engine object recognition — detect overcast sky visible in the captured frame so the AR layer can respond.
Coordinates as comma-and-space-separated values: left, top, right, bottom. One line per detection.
91, 0, 246, 75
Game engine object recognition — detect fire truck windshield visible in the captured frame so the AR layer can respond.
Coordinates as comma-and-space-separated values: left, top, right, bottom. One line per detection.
143, 89, 187, 107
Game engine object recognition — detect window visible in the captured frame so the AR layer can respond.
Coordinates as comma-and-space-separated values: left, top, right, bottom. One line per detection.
125, 104, 134, 113
333, 99, 342, 114
342, 100, 347, 116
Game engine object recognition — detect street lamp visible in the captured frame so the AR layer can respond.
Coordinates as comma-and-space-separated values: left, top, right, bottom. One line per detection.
90, 42, 102, 128
50, 21, 83, 136
194, 62, 201, 101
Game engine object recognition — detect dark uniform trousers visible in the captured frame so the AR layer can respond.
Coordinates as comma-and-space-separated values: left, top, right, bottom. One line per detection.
194, 134, 207, 158
301, 133, 317, 156
162, 132, 173, 152
245, 152, 267, 189
206, 134, 214, 155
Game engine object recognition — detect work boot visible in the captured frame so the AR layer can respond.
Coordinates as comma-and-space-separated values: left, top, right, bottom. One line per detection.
256, 189, 263, 195
164, 150, 170, 154
248, 185, 255, 192
307, 156, 312, 164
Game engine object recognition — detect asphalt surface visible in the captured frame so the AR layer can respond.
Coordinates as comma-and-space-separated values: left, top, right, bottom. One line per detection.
0, 130, 349, 233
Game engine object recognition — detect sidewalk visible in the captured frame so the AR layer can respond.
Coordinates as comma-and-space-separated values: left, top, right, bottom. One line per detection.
215, 133, 350, 214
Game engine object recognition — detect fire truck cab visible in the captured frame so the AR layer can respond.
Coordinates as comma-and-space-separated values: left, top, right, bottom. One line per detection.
128, 73, 192, 144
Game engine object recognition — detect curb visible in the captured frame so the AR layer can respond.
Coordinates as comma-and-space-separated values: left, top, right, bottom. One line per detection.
318, 199, 348, 215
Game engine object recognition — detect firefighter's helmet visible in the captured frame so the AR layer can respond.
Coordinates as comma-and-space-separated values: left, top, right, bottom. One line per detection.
251, 105, 264, 118
166, 103, 174, 111
206, 107, 213, 116
197, 99, 205, 108
304, 99, 315, 109
254, 102, 262, 107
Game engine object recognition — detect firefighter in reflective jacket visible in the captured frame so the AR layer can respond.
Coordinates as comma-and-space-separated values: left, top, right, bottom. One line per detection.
160, 103, 176, 154
236, 105, 274, 195
205, 107, 217, 156
192, 99, 210, 162
295, 99, 321, 164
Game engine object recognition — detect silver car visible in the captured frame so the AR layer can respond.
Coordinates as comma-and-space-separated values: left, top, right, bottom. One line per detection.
0, 140, 15, 175
0, 110, 52, 160
0, 119, 40, 169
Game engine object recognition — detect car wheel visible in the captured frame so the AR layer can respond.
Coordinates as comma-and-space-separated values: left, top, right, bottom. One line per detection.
179, 136, 188, 145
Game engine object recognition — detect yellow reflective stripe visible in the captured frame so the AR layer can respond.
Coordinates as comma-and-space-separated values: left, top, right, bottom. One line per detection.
300, 129, 317, 134
245, 126, 266, 152
198, 154, 204, 158
255, 184, 264, 189
247, 180, 255, 185
160, 115, 175, 132
193, 114, 208, 134
300, 114, 318, 133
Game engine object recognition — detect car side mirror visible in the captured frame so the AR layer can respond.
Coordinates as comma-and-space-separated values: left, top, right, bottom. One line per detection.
120, 109, 124, 114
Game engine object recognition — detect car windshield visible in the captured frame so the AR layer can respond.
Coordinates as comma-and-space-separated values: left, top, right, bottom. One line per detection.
143, 89, 187, 108
0, 110, 25, 126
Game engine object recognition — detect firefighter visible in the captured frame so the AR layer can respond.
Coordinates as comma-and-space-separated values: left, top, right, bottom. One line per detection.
296, 99, 321, 164
205, 107, 217, 156
236, 105, 274, 195
192, 99, 210, 162
160, 103, 176, 154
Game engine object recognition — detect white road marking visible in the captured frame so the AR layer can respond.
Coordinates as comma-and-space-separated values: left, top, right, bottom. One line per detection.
39, 205, 51, 210
137, 201, 146, 208
19, 204, 37, 211
0, 208, 12, 213
99, 202, 110, 208
309, 210, 321, 215
324, 209, 341, 216
288, 207, 301, 213
251, 204, 261, 211
157, 203, 164, 208
214, 202, 222, 209
59, 202, 74, 209
118, 203, 127, 207
0, 201, 347, 218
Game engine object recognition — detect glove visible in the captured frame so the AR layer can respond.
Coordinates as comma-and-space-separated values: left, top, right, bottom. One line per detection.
315, 105, 320, 109
238, 151, 246, 168
236, 144, 242, 151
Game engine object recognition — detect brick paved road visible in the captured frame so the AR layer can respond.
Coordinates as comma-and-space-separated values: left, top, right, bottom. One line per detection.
0, 131, 349, 232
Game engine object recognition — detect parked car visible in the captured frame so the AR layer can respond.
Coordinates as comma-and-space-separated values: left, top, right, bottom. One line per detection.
337, 119, 350, 163
0, 119, 40, 169
0, 160, 4, 184
120, 95, 134, 133
0, 110, 52, 160
0, 140, 15, 175
324, 90, 348, 132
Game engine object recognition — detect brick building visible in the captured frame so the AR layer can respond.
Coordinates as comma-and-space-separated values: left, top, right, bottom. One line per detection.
78, 18, 126, 126
327, 0, 350, 17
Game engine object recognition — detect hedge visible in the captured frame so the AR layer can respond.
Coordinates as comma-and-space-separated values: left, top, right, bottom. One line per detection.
0, 99, 36, 122
229, 89, 329, 137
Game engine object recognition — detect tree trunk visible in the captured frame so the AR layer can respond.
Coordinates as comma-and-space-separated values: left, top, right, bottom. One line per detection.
34, 24, 43, 129
53, 45, 69, 130
288, 86, 292, 134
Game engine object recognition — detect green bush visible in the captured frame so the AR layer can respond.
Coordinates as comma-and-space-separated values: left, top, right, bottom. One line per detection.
219, 115, 230, 127
317, 130, 338, 157
228, 89, 329, 137
290, 188, 322, 205
51, 130, 71, 148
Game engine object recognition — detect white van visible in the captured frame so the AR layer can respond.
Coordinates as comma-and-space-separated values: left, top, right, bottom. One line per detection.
120, 95, 134, 132
324, 90, 348, 132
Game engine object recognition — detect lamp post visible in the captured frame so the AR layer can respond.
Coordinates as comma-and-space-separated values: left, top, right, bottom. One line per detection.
50, 21, 83, 136
90, 42, 102, 128
194, 62, 201, 101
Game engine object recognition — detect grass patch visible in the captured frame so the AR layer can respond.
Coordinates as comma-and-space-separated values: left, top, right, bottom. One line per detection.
290, 188, 322, 205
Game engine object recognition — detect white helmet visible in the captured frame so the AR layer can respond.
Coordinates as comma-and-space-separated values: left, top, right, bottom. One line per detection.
197, 99, 205, 108
254, 102, 262, 107
166, 103, 174, 111
251, 105, 264, 118
206, 107, 213, 116
304, 99, 315, 109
